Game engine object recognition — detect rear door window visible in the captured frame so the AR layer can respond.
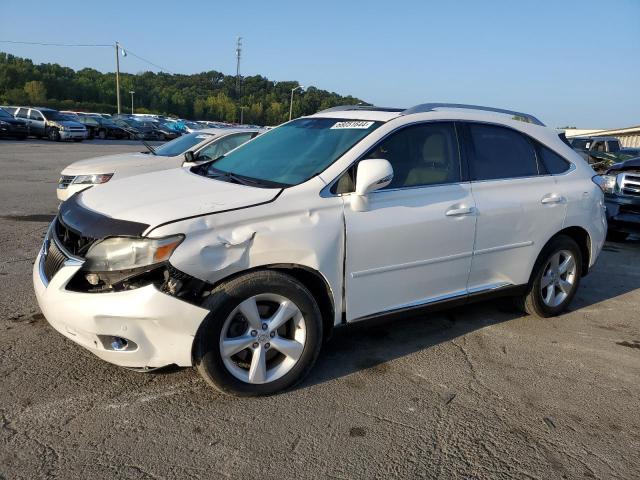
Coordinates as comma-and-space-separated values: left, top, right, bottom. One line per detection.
16, 108, 28, 119
466, 123, 538, 180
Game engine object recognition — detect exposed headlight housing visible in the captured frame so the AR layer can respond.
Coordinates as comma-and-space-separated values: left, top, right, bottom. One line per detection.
592, 174, 617, 194
72, 173, 114, 185
84, 235, 184, 272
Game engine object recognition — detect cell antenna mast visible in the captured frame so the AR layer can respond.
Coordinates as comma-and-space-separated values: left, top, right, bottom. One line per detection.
235, 36, 242, 94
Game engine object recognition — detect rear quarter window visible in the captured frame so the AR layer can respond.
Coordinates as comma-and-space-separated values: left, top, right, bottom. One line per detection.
537, 145, 571, 174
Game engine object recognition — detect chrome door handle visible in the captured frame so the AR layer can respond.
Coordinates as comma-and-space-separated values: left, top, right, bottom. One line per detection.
445, 206, 476, 217
541, 194, 566, 205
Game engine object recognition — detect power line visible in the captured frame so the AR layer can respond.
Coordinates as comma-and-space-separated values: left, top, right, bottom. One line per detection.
119, 46, 174, 74
0, 40, 111, 47
1, 39, 174, 73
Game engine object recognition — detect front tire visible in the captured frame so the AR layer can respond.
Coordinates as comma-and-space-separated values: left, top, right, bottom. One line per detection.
47, 128, 60, 142
194, 270, 323, 396
98, 129, 107, 140
517, 235, 582, 318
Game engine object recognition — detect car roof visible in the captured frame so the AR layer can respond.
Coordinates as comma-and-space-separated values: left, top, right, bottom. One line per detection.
308, 102, 546, 127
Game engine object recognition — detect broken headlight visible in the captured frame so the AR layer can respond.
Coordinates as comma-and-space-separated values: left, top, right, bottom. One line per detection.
83, 235, 184, 272
592, 174, 617, 194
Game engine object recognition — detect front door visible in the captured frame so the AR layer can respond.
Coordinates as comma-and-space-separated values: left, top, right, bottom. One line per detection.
344, 122, 477, 321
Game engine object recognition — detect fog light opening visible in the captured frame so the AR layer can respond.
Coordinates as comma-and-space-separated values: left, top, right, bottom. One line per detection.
111, 337, 128, 351
98, 335, 138, 352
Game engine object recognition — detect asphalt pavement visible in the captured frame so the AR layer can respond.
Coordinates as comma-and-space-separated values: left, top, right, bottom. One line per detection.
1, 139, 639, 479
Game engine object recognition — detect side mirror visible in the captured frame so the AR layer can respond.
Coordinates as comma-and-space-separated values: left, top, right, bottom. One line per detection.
183, 151, 195, 164
351, 159, 393, 211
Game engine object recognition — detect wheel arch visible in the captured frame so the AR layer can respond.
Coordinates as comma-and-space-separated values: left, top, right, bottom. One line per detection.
541, 226, 592, 277
201, 264, 336, 342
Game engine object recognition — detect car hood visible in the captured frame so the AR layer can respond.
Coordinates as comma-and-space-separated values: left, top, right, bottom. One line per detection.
607, 156, 640, 173
74, 168, 281, 231
58, 120, 85, 128
62, 152, 159, 174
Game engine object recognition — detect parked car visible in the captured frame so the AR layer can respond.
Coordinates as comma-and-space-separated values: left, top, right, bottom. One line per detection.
56, 128, 262, 200
0, 107, 28, 139
77, 115, 127, 140
1, 106, 19, 115
14, 107, 87, 141
152, 121, 181, 140
596, 156, 640, 241
34, 103, 606, 396
620, 147, 640, 158
569, 135, 628, 172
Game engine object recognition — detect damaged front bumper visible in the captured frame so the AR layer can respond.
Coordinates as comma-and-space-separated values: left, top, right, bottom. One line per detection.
605, 194, 640, 234
33, 246, 209, 368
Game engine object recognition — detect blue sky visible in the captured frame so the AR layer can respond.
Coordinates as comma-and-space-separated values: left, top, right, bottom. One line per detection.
1, 0, 638, 128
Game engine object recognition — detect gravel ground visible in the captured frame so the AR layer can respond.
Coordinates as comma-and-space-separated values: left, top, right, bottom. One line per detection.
1, 139, 639, 480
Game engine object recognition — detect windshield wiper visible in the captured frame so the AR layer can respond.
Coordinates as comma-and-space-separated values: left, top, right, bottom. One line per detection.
207, 171, 257, 186
140, 139, 156, 155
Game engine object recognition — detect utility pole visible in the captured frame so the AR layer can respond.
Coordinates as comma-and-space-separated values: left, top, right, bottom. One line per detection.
235, 36, 243, 123
115, 41, 121, 114
235, 36, 242, 95
289, 85, 304, 121
130, 91, 135, 114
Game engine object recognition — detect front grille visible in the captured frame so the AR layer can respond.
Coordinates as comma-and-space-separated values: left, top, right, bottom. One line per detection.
619, 173, 640, 197
43, 238, 68, 282
54, 218, 96, 256
58, 175, 75, 189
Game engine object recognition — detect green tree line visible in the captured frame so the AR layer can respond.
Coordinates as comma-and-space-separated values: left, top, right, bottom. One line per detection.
0, 52, 364, 125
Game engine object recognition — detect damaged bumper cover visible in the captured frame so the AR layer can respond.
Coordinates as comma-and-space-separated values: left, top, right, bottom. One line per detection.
604, 194, 640, 234
33, 246, 209, 368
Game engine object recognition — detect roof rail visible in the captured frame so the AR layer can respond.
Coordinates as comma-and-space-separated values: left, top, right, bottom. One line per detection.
401, 103, 545, 126
317, 105, 405, 113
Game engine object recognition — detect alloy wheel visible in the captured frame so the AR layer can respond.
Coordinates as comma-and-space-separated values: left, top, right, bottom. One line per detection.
540, 250, 577, 308
219, 293, 306, 384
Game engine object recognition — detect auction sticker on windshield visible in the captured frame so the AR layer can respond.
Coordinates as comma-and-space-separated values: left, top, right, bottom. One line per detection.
330, 121, 375, 129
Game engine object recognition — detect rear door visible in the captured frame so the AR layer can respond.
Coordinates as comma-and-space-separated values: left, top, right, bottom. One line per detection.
344, 122, 477, 321
462, 122, 568, 291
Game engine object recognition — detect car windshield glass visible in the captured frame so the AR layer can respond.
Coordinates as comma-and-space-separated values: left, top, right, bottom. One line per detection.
0, 108, 12, 119
203, 118, 382, 186
44, 111, 74, 121
571, 139, 590, 150
153, 132, 214, 157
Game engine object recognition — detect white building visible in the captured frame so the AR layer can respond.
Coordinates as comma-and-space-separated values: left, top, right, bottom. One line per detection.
564, 126, 640, 147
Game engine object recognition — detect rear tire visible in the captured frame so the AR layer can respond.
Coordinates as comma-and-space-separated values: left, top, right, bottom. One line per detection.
194, 270, 323, 396
517, 235, 582, 318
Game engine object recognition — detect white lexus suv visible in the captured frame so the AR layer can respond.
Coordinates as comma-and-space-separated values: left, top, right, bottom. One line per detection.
33, 103, 606, 396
